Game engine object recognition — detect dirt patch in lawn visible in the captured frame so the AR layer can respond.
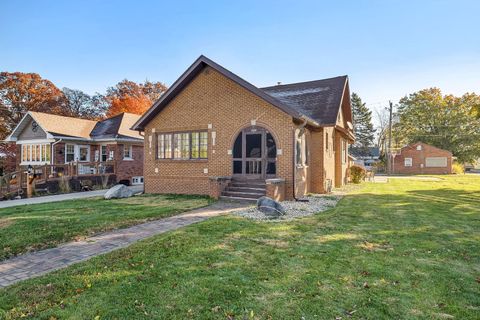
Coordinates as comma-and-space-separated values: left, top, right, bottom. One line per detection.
0, 218, 13, 229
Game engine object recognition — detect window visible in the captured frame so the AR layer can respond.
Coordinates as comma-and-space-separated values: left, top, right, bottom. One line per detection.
123, 145, 133, 160
191, 132, 208, 159
21, 143, 51, 164
404, 157, 412, 167
342, 140, 347, 164
325, 133, 329, 150
157, 131, 208, 160
425, 157, 447, 167
101, 145, 108, 162
332, 131, 336, 152
65, 144, 75, 162
174, 133, 190, 159
157, 134, 173, 159
132, 176, 144, 185
78, 146, 90, 162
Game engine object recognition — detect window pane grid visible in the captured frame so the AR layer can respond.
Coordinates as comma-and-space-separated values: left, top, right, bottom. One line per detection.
21, 143, 51, 163
157, 131, 207, 160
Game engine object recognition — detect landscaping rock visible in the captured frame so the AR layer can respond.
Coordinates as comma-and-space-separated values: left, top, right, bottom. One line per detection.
257, 196, 286, 218
104, 184, 134, 200
234, 194, 342, 221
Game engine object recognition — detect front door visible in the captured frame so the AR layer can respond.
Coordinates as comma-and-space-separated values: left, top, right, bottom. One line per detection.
232, 126, 277, 179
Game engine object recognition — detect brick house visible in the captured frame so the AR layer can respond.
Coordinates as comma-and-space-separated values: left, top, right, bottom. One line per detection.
4, 112, 144, 185
392, 142, 452, 174
132, 56, 355, 201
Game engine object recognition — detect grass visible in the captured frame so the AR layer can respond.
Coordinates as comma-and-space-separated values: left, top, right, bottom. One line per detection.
0, 194, 213, 261
1, 175, 479, 319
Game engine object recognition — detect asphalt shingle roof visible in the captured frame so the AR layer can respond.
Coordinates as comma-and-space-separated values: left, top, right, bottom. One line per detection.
261, 76, 348, 126
133, 55, 350, 130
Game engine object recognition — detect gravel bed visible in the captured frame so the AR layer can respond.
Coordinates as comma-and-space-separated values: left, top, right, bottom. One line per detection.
233, 194, 342, 221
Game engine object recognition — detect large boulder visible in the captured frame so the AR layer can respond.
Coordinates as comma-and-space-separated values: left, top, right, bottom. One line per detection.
257, 196, 286, 218
104, 184, 134, 200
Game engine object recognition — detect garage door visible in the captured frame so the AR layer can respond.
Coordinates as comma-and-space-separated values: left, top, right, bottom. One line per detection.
425, 157, 447, 167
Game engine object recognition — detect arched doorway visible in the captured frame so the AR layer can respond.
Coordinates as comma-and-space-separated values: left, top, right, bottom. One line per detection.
232, 126, 277, 179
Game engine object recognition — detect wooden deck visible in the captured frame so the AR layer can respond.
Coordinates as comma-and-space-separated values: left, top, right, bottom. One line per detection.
0, 161, 116, 198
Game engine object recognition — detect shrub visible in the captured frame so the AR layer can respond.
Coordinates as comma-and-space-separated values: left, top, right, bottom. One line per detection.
452, 162, 465, 174
350, 165, 366, 184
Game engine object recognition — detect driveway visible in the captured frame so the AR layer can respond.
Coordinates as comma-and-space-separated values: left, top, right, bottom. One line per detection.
0, 185, 144, 209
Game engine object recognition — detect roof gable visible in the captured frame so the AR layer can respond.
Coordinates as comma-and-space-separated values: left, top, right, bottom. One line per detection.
401, 142, 453, 155
132, 55, 352, 131
132, 55, 308, 131
6, 112, 143, 142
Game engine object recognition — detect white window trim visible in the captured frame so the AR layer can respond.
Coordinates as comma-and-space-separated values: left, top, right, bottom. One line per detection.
132, 176, 144, 185
65, 144, 75, 163
77, 145, 90, 162
404, 157, 413, 167
100, 144, 108, 162
64, 144, 91, 163
20, 143, 51, 165
123, 145, 133, 160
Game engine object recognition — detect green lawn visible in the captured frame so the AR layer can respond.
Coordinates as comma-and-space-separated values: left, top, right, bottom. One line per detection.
0, 194, 213, 261
1, 175, 479, 319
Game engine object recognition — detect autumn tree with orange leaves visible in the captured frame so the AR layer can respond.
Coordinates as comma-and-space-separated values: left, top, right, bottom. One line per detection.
0, 72, 68, 138
105, 79, 167, 117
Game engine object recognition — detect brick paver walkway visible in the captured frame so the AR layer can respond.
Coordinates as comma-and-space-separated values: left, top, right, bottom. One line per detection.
0, 201, 249, 288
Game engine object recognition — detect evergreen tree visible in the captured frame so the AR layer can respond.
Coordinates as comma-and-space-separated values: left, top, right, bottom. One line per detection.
351, 92, 375, 150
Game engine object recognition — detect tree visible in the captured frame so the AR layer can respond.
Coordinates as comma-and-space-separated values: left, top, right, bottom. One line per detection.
396, 88, 480, 163
105, 79, 167, 117
62, 88, 107, 120
0, 72, 67, 139
351, 93, 375, 149
108, 94, 152, 117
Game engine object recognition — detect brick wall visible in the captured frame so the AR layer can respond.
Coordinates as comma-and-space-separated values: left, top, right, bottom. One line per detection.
334, 131, 349, 187
143, 66, 297, 199
393, 142, 452, 174
115, 144, 144, 182
309, 129, 325, 193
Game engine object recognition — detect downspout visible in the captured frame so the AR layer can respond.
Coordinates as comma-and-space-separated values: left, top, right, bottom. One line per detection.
293, 118, 308, 201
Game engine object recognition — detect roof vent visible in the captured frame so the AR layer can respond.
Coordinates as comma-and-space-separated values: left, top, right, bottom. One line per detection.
277, 82, 282, 85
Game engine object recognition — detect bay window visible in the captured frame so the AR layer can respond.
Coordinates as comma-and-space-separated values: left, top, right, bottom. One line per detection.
157, 131, 208, 160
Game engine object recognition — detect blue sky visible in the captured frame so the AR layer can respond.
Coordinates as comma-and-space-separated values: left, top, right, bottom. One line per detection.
1, 0, 479, 114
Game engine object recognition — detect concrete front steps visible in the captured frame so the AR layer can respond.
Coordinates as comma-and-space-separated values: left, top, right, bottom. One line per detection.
219, 179, 266, 203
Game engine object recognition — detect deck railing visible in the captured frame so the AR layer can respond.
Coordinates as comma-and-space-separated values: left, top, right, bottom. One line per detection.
0, 161, 116, 198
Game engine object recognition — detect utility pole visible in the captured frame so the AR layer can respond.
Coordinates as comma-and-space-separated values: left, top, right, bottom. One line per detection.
387, 101, 393, 175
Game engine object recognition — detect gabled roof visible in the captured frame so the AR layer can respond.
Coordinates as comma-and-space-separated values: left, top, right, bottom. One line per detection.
401, 142, 453, 155
133, 55, 351, 131
10, 112, 97, 140
6, 112, 143, 142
